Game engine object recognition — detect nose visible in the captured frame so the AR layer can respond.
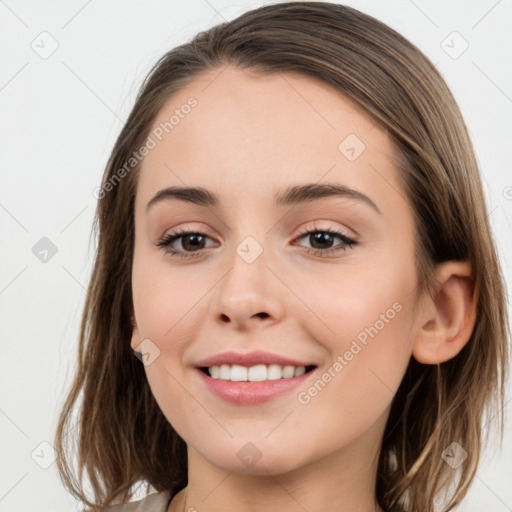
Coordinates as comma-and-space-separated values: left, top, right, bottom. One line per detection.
212, 240, 286, 332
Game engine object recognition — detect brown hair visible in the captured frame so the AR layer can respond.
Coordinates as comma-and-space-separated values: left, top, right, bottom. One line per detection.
54, 2, 510, 511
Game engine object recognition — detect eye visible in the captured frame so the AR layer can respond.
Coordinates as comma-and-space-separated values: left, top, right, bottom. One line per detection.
293, 223, 357, 257
156, 227, 218, 259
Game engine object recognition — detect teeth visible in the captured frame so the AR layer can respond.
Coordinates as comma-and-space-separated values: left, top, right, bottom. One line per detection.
248, 364, 267, 381
294, 365, 306, 377
267, 364, 283, 380
207, 363, 309, 381
230, 364, 247, 382
219, 364, 230, 380
282, 365, 295, 379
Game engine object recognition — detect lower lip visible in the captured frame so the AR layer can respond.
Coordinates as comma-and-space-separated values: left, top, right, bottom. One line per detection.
196, 368, 316, 405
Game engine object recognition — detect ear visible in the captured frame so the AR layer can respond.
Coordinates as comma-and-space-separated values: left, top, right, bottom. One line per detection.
412, 261, 477, 364
130, 307, 141, 352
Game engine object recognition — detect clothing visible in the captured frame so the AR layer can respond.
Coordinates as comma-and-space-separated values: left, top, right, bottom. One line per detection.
94, 490, 172, 511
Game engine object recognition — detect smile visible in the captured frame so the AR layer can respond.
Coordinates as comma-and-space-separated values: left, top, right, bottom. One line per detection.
196, 364, 318, 405
201, 363, 317, 381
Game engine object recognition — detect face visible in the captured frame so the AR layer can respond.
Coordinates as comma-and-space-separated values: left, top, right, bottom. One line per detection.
130, 66, 422, 475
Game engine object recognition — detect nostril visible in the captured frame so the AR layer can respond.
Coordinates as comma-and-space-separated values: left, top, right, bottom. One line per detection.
219, 312, 270, 323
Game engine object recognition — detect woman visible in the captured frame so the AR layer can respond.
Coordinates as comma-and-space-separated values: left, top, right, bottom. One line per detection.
55, 3, 509, 511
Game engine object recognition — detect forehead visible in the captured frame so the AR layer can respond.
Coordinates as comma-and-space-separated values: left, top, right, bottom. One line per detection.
136, 66, 403, 214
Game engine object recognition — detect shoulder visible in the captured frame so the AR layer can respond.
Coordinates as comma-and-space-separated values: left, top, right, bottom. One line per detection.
85, 490, 171, 512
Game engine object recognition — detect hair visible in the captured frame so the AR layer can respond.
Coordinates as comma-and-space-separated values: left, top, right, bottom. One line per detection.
54, 2, 510, 511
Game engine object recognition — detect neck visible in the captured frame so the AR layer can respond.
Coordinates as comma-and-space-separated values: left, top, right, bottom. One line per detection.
169, 415, 387, 512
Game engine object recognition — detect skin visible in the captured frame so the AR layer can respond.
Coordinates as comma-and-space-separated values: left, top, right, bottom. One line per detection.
129, 66, 477, 512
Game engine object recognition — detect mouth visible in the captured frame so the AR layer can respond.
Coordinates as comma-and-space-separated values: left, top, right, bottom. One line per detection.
197, 363, 317, 381
195, 364, 318, 405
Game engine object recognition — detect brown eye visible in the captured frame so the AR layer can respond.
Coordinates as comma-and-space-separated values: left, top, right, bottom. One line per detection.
156, 228, 217, 258
294, 226, 357, 257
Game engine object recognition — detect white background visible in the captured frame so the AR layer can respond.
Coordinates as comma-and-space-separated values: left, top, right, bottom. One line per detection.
1, 0, 511, 510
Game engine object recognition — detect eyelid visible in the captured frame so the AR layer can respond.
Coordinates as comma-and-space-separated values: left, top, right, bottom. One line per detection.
294, 220, 356, 239
156, 222, 214, 241
157, 220, 355, 244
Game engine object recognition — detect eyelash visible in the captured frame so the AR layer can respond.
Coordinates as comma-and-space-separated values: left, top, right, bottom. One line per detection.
156, 224, 357, 259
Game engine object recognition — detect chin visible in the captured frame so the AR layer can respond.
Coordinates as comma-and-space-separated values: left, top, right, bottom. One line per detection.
200, 442, 308, 476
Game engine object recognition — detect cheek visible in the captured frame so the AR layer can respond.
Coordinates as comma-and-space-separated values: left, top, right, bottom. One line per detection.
132, 249, 205, 342
133, 270, 200, 436
288, 283, 414, 452
131, 251, 216, 416
292, 251, 417, 406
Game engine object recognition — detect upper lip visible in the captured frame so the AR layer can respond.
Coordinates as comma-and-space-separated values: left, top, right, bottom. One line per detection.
195, 350, 317, 368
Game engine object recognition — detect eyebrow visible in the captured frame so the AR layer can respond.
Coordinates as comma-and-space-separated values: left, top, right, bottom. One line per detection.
145, 182, 381, 214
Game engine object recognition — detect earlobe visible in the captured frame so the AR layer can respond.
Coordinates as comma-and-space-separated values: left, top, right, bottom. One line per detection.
130, 327, 140, 352
412, 261, 477, 365
130, 308, 140, 351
